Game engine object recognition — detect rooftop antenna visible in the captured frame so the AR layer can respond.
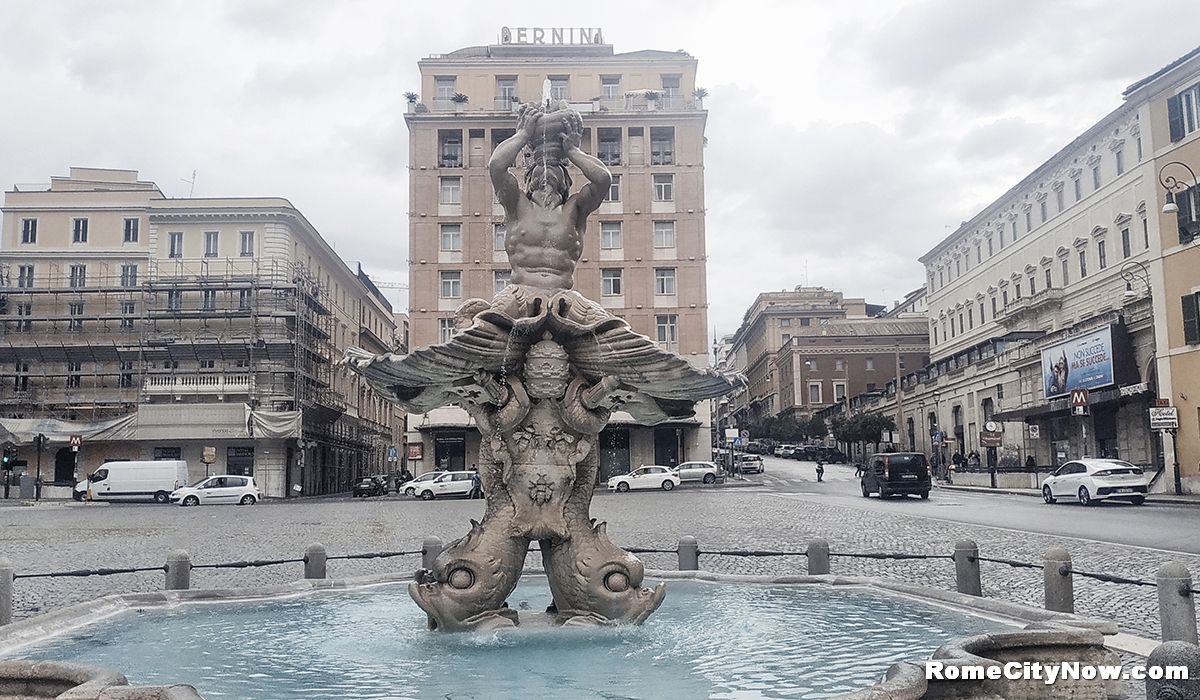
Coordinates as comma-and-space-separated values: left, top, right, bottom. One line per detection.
181, 170, 196, 198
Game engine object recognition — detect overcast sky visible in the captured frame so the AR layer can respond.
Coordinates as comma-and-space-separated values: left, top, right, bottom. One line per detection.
2, 1, 1197, 342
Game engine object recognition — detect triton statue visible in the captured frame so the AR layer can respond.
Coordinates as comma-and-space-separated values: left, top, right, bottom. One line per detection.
346, 88, 742, 631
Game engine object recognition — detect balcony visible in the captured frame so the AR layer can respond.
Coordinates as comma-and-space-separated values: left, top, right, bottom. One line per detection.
997, 287, 1064, 326
144, 372, 251, 396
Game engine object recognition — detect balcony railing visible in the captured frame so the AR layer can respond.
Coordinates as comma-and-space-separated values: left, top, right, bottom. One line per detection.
143, 373, 252, 394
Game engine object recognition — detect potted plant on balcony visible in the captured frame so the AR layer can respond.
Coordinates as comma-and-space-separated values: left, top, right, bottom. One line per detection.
644, 90, 661, 111
693, 87, 708, 109
404, 91, 419, 114
451, 92, 469, 112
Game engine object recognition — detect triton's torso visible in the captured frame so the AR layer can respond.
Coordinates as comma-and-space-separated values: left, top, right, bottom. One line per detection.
506, 196, 583, 290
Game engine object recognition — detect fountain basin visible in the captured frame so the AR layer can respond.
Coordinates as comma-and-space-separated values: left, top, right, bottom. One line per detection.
0, 571, 1039, 700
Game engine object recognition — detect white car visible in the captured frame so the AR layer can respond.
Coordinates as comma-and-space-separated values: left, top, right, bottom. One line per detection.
673, 461, 720, 484
399, 472, 445, 497
170, 475, 260, 506
607, 466, 680, 493
412, 471, 478, 500
1041, 459, 1149, 506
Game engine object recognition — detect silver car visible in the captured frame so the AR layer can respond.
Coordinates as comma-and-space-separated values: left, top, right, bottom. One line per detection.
673, 461, 720, 484
1041, 459, 1149, 505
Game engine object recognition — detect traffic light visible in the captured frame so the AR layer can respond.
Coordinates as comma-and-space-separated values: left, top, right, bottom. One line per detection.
0, 442, 15, 470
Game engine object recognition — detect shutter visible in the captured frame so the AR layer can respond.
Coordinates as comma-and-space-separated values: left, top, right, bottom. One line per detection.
1168, 93, 1185, 142
1183, 293, 1200, 346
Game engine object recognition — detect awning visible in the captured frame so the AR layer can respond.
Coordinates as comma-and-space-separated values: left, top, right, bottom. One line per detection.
993, 382, 1154, 423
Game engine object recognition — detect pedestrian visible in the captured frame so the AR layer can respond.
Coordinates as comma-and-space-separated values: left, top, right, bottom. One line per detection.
854, 462, 865, 478
1024, 455, 1036, 469
967, 451, 980, 469
469, 471, 483, 499
815, 461, 825, 482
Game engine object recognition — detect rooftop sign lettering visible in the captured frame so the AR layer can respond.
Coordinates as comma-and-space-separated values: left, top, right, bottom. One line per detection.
500, 27, 605, 45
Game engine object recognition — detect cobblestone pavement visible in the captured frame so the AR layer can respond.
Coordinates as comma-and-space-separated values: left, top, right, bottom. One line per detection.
0, 485, 1191, 643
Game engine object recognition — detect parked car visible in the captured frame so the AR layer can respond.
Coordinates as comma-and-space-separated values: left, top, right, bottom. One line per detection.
819, 448, 850, 464
170, 475, 260, 506
75, 460, 190, 503
413, 471, 477, 500
399, 472, 444, 497
607, 466, 680, 492
352, 476, 387, 497
776, 445, 798, 459
735, 454, 764, 474
1041, 459, 1148, 505
860, 452, 930, 499
794, 446, 823, 462
673, 461, 720, 484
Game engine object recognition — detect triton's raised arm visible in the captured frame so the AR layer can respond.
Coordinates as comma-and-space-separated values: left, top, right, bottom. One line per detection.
564, 138, 611, 223
489, 105, 541, 215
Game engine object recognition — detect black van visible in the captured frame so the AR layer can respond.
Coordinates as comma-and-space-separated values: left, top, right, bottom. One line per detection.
860, 452, 931, 499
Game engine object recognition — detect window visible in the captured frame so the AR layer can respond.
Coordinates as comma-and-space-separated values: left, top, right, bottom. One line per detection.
204, 231, 219, 257
661, 74, 681, 101
1011, 220, 1018, 242
1002, 289, 1009, 305
1143, 217, 1150, 249
67, 362, 81, 389
119, 361, 134, 387
1027, 276, 1035, 297
654, 268, 676, 295
601, 76, 620, 100
781, 333, 790, 344
121, 301, 135, 329
1097, 241, 1107, 269
493, 223, 506, 251
153, 447, 182, 460
1039, 200, 1047, 223
1055, 188, 1065, 212
597, 128, 621, 166
834, 357, 844, 371
865, 357, 874, 370
969, 306, 975, 328
975, 244, 981, 264
120, 264, 138, 287
1015, 282, 1022, 299
596, 175, 618, 205
168, 232, 183, 258
240, 231, 254, 257
69, 264, 86, 288
436, 76, 456, 102
834, 383, 846, 401
440, 271, 462, 298
496, 77, 516, 103
239, 289, 253, 310
72, 218, 88, 243
653, 174, 674, 201
1168, 82, 1200, 142
124, 218, 139, 243
1045, 268, 1053, 290
799, 317, 810, 326
202, 290, 218, 310
440, 177, 461, 204
655, 315, 677, 346
15, 303, 31, 332
1078, 250, 1088, 278
809, 383, 822, 404
199, 360, 215, 370
1115, 150, 1125, 176
17, 265, 34, 288
1183, 293, 1200, 345
601, 269, 622, 295
653, 221, 675, 248
1073, 177, 1082, 202
649, 127, 674, 165
1061, 259, 1069, 286
549, 76, 568, 100
167, 290, 182, 311
979, 302, 985, 324
955, 258, 961, 276
600, 222, 622, 249
439, 318, 457, 344
20, 219, 36, 244
440, 224, 462, 252
1092, 165, 1101, 190
439, 129, 463, 167
1121, 228, 1131, 259
1024, 210, 1032, 233
69, 302, 84, 330
494, 270, 511, 295
987, 238, 994, 257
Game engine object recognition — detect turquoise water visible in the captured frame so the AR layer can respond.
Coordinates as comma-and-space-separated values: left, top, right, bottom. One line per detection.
14, 578, 1012, 699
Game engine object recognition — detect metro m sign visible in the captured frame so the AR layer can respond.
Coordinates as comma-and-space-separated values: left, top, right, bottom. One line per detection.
1070, 388, 1089, 416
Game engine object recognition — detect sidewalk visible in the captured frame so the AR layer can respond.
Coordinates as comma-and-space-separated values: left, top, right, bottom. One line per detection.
937, 481, 1200, 504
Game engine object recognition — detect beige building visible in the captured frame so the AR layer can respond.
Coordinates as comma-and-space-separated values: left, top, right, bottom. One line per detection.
0, 168, 403, 498
404, 33, 715, 479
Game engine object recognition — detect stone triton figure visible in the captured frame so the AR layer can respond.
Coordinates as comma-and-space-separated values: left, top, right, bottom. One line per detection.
345, 97, 743, 632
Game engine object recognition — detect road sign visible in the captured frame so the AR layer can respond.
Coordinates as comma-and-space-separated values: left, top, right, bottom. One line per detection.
201, 446, 216, 464
980, 431, 1003, 447
739, 430, 750, 439
69, 434, 82, 452
1029, 424, 1041, 439
732, 437, 745, 446
387, 446, 399, 461
725, 428, 739, 441
1070, 388, 1089, 416
1150, 407, 1179, 430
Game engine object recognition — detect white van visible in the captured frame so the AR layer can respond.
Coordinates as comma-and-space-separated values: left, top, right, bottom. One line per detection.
74, 460, 191, 504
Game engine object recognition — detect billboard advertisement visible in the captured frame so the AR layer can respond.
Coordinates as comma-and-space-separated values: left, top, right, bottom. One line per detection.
1040, 326, 1115, 398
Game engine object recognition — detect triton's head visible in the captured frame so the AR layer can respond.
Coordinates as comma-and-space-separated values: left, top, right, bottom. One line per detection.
524, 162, 571, 206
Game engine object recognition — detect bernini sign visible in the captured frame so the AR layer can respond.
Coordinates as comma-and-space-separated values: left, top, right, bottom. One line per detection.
500, 27, 605, 45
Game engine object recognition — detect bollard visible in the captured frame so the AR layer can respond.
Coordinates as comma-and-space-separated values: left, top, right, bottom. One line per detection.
953, 539, 982, 597
165, 549, 191, 591
807, 538, 830, 575
0, 557, 11, 626
421, 536, 443, 571
1043, 547, 1073, 613
304, 543, 327, 580
1157, 561, 1199, 645
677, 536, 699, 571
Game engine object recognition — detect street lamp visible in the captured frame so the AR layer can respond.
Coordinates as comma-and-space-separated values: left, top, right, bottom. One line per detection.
1159, 160, 1197, 214
1120, 260, 1150, 298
